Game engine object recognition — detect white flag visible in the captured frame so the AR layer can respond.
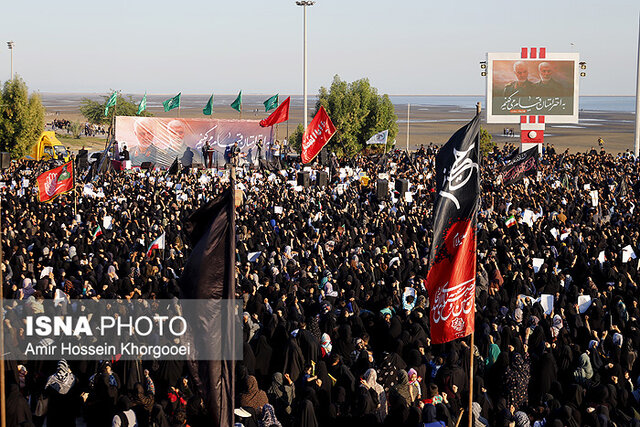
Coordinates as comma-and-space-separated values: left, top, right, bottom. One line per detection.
366, 130, 388, 145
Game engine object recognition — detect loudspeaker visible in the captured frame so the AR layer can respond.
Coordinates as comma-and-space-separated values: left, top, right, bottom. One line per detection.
76, 151, 88, 170
319, 149, 328, 165
141, 162, 155, 170
395, 178, 409, 195
77, 157, 88, 170
376, 179, 389, 200
297, 171, 310, 188
316, 171, 328, 187
0, 152, 10, 169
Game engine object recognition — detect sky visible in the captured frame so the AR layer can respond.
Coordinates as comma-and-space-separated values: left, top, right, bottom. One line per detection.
2, 0, 639, 96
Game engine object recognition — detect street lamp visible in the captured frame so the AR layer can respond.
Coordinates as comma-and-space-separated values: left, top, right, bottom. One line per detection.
7, 41, 14, 79
296, 1, 315, 129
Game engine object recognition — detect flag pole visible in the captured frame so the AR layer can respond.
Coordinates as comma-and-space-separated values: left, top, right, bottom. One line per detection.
467, 100, 482, 427
0, 190, 5, 427
468, 331, 475, 427
406, 103, 411, 152
72, 154, 77, 217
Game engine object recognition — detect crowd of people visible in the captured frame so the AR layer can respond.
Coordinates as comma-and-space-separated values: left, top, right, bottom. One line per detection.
48, 119, 107, 137
2, 140, 640, 427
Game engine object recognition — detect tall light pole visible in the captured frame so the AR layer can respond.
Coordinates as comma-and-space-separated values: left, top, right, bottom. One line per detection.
296, 1, 314, 129
634, 14, 640, 157
6, 41, 14, 79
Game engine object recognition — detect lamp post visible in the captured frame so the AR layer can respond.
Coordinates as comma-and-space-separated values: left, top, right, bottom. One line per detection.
296, 1, 315, 129
6, 41, 14, 79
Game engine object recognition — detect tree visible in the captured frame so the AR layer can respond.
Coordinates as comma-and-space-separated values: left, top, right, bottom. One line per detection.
290, 75, 398, 157
0, 76, 45, 158
289, 124, 304, 152
70, 122, 83, 139
479, 127, 495, 157
80, 92, 152, 125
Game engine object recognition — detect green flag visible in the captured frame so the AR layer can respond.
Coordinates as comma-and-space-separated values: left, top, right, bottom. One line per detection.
137, 93, 147, 115
104, 91, 117, 116
203, 94, 214, 116
263, 94, 279, 112
163, 93, 181, 112
230, 91, 242, 112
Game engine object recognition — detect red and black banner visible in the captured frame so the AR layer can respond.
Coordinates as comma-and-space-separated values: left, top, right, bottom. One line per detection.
426, 114, 480, 344
501, 146, 538, 185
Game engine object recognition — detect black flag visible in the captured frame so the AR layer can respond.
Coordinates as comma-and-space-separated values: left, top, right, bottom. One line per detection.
500, 147, 538, 185
180, 187, 236, 425
167, 157, 179, 176
426, 114, 480, 344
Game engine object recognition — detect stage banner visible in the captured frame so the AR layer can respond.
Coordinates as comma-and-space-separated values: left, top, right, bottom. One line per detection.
115, 117, 274, 167
426, 114, 480, 344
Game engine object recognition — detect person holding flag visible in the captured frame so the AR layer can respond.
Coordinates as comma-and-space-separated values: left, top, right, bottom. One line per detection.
146, 232, 166, 258
426, 112, 480, 427
301, 106, 336, 164
36, 161, 74, 203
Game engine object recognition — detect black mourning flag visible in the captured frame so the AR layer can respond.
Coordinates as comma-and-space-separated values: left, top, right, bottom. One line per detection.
501, 146, 538, 185
167, 157, 179, 176
180, 187, 236, 426
426, 114, 480, 344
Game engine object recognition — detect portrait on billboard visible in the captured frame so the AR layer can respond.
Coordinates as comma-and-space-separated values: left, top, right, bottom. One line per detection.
486, 52, 579, 123
115, 117, 274, 167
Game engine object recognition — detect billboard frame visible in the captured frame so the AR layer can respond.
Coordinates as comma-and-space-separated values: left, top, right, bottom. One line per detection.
486, 52, 580, 124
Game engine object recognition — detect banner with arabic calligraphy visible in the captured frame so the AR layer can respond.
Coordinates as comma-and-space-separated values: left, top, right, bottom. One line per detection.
115, 117, 274, 167
426, 114, 480, 344
486, 53, 579, 124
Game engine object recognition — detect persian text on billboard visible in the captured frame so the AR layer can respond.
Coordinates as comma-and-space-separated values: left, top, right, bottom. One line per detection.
491, 60, 574, 116
115, 117, 274, 167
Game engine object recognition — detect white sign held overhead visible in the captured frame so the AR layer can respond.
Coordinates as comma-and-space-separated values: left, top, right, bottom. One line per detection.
532, 258, 545, 273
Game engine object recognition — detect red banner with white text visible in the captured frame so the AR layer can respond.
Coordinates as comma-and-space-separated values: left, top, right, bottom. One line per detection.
426, 114, 480, 344
301, 106, 336, 164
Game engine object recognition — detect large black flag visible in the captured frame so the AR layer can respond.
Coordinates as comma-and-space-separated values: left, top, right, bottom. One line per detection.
180, 187, 236, 426
166, 157, 179, 176
426, 114, 480, 344
500, 146, 538, 185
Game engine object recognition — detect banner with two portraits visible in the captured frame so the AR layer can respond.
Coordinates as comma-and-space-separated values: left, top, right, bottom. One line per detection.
486, 52, 580, 123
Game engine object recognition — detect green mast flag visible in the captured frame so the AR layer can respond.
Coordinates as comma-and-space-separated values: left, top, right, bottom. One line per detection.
263, 94, 279, 112
163, 93, 181, 112
137, 93, 147, 115
203, 94, 214, 116
230, 91, 242, 112
104, 91, 117, 116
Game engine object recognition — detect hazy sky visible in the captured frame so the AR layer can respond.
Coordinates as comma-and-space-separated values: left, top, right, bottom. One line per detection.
2, 0, 639, 95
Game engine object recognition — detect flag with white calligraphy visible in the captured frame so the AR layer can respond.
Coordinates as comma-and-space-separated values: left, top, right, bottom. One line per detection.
426, 114, 480, 344
501, 146, 538, 185
301, 106, 336, 164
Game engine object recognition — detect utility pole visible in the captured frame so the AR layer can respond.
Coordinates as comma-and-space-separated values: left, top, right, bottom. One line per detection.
296, 1, 315, 129
7, 41, 14, 79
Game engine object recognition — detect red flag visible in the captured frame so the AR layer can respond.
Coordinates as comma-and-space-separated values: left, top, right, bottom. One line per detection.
301, 106, 336, 164
36, 161, 74, 202
426, 115, 480, 344
259, 97, 290, 127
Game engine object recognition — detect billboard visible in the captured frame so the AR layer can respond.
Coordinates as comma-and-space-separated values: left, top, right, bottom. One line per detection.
115, 117, 274, 166
486, 52, 579, 123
